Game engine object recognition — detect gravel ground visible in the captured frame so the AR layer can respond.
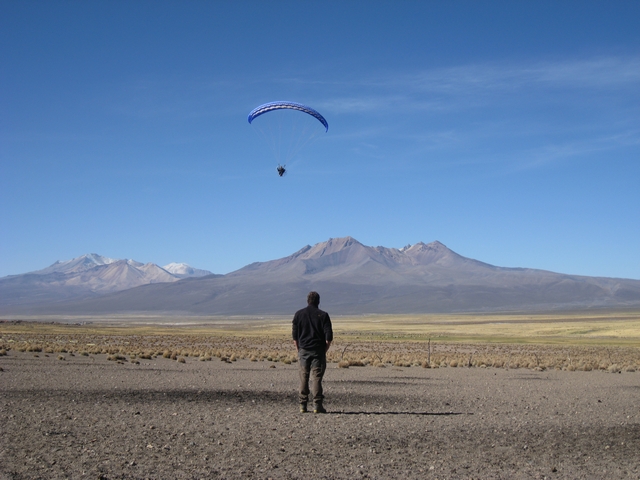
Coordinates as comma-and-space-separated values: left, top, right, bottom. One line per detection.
1, 351, 639, 479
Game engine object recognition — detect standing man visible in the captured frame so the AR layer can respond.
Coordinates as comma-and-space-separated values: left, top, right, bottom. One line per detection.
292, 291, 333, 413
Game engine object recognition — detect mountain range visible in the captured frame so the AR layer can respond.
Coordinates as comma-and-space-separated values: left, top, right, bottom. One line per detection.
1, 237, 639, 315
0, 254, 213, 309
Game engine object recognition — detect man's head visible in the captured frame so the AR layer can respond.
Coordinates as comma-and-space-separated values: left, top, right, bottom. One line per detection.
307, 291, 320, 307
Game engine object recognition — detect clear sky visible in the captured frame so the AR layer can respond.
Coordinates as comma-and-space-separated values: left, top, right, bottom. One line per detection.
2, 1, 639, 279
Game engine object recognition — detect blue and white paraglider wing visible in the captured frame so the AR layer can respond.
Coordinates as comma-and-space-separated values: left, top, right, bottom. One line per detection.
248, 101, 328, 132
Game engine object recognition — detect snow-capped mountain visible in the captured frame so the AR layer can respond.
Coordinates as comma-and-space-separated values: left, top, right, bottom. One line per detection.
32, 253, 120, 275
4, 237, 638, 315
0, 254, 214, 308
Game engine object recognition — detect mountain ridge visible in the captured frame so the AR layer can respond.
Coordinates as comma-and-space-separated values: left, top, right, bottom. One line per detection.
2, 237, 638, 315
0, 254, 214, 308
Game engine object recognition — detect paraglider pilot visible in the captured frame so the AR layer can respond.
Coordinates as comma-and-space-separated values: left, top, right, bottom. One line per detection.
277, 164, 286, 177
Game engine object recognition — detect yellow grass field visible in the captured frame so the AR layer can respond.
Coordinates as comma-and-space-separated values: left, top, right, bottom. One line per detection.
1, 311, 639, 372
333, 311, 640, 345
5, 311, 640, 344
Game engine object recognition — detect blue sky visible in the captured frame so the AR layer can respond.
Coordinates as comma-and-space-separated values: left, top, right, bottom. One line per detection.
2, 1, 639, 279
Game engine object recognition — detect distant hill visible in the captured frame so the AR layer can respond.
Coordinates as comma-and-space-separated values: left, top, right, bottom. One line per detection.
2, 237, 639, 315
0, 254, 214, 309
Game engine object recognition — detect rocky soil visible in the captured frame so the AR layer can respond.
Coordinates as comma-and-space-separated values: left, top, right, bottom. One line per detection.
1, 351, 639, 479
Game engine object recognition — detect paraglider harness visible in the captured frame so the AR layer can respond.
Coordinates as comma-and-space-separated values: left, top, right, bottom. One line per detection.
277, 164, 286, 177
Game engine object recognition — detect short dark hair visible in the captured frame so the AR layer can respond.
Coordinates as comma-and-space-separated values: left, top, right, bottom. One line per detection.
307, 291, 320, 307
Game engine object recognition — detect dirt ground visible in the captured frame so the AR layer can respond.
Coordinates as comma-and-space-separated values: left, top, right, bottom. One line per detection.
1, 351, 639, 479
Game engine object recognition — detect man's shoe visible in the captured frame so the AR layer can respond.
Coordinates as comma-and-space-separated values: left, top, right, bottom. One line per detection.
299, 403, 308, 413
313, 405, 327, 414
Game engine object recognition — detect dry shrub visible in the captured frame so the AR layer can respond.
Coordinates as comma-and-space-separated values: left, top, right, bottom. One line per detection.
607, 364, 621, 373
0, 349, 6, 356
2, 329, 636, 374
58, 355, 65, 361
338, 360, 350, 368
178, 357, 186, 363
106, 353, 126, 362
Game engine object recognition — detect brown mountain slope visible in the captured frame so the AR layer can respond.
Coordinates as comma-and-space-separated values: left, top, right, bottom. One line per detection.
5, 237, 639, 315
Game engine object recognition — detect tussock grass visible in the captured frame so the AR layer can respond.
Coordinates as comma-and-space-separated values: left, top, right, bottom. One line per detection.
1, 312, 639, 372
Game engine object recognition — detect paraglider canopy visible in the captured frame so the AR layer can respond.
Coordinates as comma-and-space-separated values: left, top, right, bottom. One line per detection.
248, 101, 328, 132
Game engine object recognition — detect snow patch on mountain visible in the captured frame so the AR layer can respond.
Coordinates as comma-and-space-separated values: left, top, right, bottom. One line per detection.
163, 263, 213, 278
33, 254, 118, 275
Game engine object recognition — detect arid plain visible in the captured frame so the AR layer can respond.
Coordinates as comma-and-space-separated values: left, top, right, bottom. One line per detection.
1, 312, 639, 479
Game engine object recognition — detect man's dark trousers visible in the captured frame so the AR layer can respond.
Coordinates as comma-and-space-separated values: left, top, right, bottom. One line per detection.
298, 348, 326, 406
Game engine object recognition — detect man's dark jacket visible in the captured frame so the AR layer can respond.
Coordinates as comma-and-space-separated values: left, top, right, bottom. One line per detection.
292, 305, 333, 351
